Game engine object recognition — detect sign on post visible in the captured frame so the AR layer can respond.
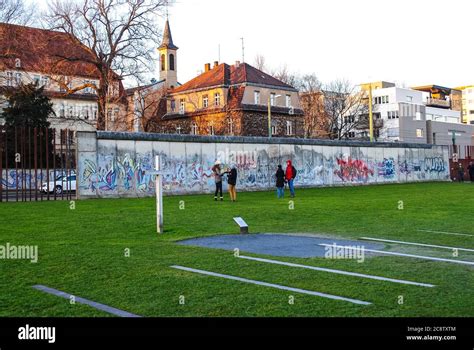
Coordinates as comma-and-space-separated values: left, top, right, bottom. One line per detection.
233, 217, 249, 234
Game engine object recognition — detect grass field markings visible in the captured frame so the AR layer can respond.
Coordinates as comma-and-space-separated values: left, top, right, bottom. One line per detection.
237, 255, 435, 288
32, 285, 141, 318
318, 244, 474, 266
417, 230, 474, 237
360, 237, 474, 252
170, 265, 372, 306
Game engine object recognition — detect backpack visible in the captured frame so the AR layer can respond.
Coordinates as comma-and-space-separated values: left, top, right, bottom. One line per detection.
292, 166, 297, 179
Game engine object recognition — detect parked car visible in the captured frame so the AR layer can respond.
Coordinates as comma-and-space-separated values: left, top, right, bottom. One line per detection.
41, 174, 76, 194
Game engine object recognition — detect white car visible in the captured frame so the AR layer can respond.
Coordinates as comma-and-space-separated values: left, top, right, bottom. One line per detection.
41, 174, 77, 194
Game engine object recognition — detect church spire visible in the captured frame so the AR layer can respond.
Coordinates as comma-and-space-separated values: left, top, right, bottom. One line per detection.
158, 19, 178, 88
159, 20, 178, 50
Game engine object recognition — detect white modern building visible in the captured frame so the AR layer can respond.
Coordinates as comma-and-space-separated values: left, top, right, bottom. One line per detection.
358, 82, 474, 159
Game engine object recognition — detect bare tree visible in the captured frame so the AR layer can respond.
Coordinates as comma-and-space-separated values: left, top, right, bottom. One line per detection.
322, 79, 368, 140
296, 74, 324, 138
253, 54, 268, 73
45, 0, 168, 130
125, 83, 167, 132
0, 0, 35, 25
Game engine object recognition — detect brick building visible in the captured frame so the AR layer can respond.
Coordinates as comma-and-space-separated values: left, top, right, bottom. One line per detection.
137, 20, 304, 137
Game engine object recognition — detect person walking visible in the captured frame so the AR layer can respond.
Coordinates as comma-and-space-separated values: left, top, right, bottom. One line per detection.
285, 160, 297, 198
212, 160, 224, 201
468, 161, 474, 183
275, 165, 285, 198
227, 164, 238, 202
457, 163, 465, 183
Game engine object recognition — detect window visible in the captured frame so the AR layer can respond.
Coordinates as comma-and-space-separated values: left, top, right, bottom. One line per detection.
348, 132, 356, 138
202, 95, 209, 108
107, 108, 113, 121
470, 110, 474, 115
161, 54, 166, 71
67, 105, 73, 117
41, 76, 49, 88
83, 107, 90, 120
228, 119, 234, 135
286, 95, 291, 108
416, 128, 424, 138
406, 96, 413, 102
191, 123, 198, 135
6, 72, 13, 86
176, 126, 182, 134
179, 99, 185, 114
214, 93, 220, 106
209, 124, 215, 135
15, 72, 22, 85
92, 107, 97, 120
270, 93, 276, 106
33, 75, 40, 85
169, 54, 175, 71
113, 108, 119, 121
59, 104, 65, 118
271, 123, 277, 136
286, 120, 293, 136
170, 99, 176, 112
254, 91, 260, 104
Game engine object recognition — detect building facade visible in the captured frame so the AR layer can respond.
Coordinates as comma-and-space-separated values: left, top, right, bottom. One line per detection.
125, 20, 304, 138
357, 82, 473, 158
0, 23, 127, 139
455, 85, 474, 124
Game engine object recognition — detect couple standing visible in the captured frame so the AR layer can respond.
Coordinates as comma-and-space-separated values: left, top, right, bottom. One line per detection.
212, 160, 238, 202
275, 160, 297, 199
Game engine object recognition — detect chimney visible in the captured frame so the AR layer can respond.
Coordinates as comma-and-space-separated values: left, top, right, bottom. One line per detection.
235, 61, 241, 68
213, 61, 219, 68
204, 63, 211, 72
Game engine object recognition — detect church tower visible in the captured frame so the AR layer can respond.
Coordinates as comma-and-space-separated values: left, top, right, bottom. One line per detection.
158, 20, 179, 89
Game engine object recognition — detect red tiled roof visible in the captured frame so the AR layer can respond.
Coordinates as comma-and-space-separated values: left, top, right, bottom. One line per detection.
172, 62, 296, 94
0, 23, 100, 79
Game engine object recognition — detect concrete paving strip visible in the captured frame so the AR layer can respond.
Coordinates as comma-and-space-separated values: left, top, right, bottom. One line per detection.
417, 230, 474, 237
360, 237, 474, 253
318, 244, 474, 266
33, 285, 141, 318
238, 255, 435, 288
170, 265, 372, 306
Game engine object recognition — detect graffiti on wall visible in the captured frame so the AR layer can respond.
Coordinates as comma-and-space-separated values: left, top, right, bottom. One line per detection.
334, 157, 374, 183
378, 158, 396, 179
424, 157, 446, 173
1, 170, 70, 190
77, 141, 450, 197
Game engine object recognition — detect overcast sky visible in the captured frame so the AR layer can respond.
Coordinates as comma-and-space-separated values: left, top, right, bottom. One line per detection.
34, 0, 474, 88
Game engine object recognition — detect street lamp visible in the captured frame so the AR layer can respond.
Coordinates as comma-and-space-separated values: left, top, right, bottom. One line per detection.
268, 94, 282, 138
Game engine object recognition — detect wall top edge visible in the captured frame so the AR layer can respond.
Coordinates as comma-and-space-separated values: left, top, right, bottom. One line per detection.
81, 131, 439, 150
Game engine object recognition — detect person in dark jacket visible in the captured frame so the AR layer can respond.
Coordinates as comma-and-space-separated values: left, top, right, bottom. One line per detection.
468, 161, 474, 183
275, 165, 285, 198
285, 160, 297, 198
458, 163, 465, 183
212, 160, 224, 201
227, 164, 238, 202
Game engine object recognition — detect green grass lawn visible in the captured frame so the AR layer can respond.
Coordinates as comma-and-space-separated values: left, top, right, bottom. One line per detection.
0, 182, 473, 317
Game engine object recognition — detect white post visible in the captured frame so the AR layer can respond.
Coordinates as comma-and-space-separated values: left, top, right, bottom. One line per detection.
155, 155, 163, 234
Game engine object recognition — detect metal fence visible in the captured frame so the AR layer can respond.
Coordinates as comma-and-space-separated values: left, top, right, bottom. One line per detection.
0, 127, 76, 202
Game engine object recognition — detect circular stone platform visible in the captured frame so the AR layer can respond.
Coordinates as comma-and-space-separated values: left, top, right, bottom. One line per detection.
177, 234, 385, 258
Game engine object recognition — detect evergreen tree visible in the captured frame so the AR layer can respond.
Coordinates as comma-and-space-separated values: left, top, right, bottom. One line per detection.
2, 83, 54, 128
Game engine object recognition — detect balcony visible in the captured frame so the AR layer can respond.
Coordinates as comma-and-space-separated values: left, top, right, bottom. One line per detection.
426, 98, 450, 109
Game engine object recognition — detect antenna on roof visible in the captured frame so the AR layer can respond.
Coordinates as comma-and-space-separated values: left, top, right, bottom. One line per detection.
240, 37, 245, 63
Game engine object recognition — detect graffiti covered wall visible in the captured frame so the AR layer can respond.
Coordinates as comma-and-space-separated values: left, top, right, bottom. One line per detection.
77, 132, 450, 198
